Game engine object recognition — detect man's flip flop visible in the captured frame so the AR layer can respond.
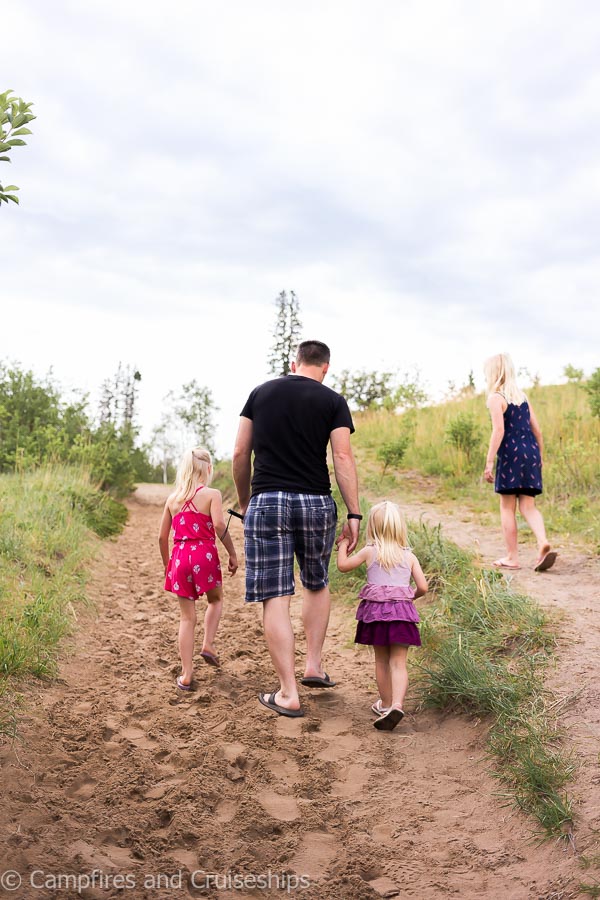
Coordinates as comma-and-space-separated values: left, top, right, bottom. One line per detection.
300, 673, 336, 688
373, 707, 404, 731
534, 550, 557, 572
492, 560, 521, 570
371, 700, 390, 716
258, 691, 304, 718
200, 651, 221, 668
176, 676, 192, 691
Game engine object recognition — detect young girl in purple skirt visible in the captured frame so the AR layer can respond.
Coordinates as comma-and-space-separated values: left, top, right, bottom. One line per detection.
337, 501, 427, 731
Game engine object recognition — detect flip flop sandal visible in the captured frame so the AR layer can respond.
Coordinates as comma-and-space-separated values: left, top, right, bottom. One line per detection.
373, 708, 404, 731
200, 651, 221, 668
371, 701, 391, 716
300, 672, 336, 688
177, 676, 192, 691
258, 691, 304, 718
492, 560, 521, 569
534, 551, 557, 572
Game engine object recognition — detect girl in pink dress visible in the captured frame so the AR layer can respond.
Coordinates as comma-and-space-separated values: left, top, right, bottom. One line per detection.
337, 501, 428, 731
159, 447, 238, 690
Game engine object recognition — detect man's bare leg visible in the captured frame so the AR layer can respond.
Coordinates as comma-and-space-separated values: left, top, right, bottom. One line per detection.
262, 596, 301, 711
302, 585, 331, 680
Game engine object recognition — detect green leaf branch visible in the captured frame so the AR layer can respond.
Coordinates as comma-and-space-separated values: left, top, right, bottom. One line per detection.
0, 89, 36, 206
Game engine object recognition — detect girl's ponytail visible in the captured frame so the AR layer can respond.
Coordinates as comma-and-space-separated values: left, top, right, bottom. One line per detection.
366, 500, 408, 570
173, 447, 213, 505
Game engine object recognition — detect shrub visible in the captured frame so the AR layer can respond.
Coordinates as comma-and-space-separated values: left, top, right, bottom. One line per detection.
445, 412, 482, 462
377, 436, 410, 474
584, 367, 600, 418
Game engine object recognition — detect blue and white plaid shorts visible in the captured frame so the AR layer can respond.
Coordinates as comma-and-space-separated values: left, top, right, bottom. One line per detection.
243, 492, 337, 603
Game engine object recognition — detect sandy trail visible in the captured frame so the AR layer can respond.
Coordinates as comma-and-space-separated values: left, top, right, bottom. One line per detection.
1, 483, 598, 899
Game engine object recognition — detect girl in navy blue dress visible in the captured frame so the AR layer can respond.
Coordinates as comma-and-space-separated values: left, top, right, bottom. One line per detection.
484, 354, 556, 572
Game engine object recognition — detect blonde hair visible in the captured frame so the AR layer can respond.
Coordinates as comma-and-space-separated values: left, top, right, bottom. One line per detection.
366, 501, 409, 570
484, 353, 526, 405
173, 447, 213, 505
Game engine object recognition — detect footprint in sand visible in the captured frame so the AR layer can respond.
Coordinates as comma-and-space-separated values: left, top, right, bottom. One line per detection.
101, 844, 137, 867
66, 774, 97, 800
371, 823, 397, 847
143, 778, 184, 800
275, 717, 303, 738
268, 754, 300, 784
314, 717, 362, 761
119, 725, 157, 750
218, 742, 248, 767
71, 701, 94, 716
331, 763, 370, 799
289, 831, 336, 880
170, 849, 199, 870
215, 799, 238, 822
258, 789, 300, 822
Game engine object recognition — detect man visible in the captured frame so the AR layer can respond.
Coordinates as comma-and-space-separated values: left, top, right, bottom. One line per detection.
232, 340, 361, 718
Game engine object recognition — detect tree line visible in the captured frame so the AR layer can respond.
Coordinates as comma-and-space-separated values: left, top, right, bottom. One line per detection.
0, 362, 217, 495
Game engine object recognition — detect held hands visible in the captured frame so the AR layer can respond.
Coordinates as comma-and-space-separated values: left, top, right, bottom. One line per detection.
335, 519, 360, 553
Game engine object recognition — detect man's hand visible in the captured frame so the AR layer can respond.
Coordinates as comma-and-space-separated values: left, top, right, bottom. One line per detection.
336, 518, 360, 553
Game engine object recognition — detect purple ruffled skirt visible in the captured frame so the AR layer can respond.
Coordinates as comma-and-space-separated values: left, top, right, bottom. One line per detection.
355, 620, 421, 646
355, 583, 421, 647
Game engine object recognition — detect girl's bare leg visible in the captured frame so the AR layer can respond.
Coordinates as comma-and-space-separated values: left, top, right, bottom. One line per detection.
178, 598, 197, 685
202, 587, 223, 658
389, 644, 409, 710
498, 494, 519, 565
374, 645, 392, 708
517, 496, 550, 558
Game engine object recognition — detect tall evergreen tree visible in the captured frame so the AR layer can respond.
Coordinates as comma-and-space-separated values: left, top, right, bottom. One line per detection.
268, 290, 302, 376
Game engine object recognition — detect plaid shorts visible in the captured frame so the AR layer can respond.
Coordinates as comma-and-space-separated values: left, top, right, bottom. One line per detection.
243, 492, 337, 603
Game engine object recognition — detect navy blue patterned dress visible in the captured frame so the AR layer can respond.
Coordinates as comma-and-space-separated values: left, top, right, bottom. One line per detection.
495, 397, 542, 496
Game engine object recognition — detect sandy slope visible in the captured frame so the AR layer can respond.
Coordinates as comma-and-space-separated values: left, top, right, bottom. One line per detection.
0, 483, 598, 899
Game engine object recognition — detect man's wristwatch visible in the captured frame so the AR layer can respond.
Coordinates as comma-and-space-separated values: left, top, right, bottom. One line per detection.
347, 513, 363, 520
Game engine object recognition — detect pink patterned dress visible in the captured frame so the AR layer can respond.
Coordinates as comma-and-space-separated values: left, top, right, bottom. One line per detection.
354, 548, 421, 647
164, 487, 222, 600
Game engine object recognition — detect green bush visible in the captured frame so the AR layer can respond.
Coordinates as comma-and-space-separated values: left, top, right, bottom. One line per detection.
445, 412, 482, 463
585, 367, 600, 418
377, 436, 410, 474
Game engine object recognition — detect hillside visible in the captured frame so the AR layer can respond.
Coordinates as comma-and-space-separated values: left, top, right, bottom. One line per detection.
352, 381, 600, 546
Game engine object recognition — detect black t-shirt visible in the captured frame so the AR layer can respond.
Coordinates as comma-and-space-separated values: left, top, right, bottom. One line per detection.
240, 375, 355, 495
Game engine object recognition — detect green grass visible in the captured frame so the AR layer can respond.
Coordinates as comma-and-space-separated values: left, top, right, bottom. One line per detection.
330, 502, 574, 840
0, 466, 127, 683
353, 382, 600, 547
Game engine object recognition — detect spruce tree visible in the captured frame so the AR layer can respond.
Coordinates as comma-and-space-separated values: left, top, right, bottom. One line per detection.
268, 290, 302, 376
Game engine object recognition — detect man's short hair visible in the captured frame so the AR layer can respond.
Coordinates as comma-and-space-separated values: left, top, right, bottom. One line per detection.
296, 340, 331, 367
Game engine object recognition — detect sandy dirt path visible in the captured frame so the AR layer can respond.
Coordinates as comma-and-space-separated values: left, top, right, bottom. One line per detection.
1, 484, 598, 899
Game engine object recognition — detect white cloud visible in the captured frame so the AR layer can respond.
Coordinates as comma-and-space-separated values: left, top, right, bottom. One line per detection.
2, 0, 599, 457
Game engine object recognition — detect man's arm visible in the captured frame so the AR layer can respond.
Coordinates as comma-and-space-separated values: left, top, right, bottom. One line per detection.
232, 416, 253, 513
330, 426, 360, 552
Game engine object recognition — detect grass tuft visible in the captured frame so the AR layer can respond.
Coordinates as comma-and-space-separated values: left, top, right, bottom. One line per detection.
330, 497, 574, 840
0, 466, 127, 684
412, 522, 573, 839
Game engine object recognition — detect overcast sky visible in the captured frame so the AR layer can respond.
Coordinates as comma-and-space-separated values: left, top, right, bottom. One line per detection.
3, 0, 599, 455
